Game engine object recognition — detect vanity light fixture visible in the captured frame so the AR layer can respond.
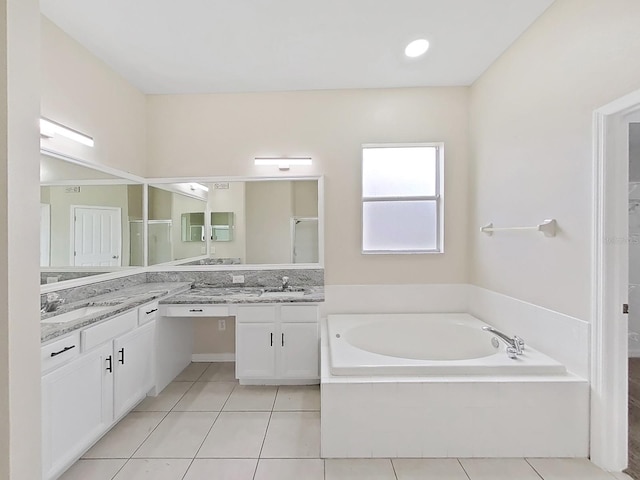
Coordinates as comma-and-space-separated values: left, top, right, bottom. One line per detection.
39, 118, 95, 147
189, 183, 209, 192
254, 157, 312, 171
404, 39, 430, 58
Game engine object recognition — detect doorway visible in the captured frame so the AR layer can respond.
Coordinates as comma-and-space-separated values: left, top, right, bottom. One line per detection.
291, 217, 319, 263
592, 89, 640, 472
71, 205, 122, 266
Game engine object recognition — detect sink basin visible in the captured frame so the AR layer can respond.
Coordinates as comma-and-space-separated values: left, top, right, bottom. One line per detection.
260, 291, 306, 298
42, 305, 112, 324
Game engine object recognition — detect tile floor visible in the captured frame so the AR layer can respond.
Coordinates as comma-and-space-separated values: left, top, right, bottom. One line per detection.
60, 362, 632, 480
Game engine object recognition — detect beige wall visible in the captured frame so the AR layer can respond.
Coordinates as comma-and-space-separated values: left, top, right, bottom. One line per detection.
147, 88, 470, 285
172, 193, 207, 260
469, 0, 640, 320
40, 16, 147, 177
208, 182, 246, 261
245, 181, 293, 264
293, 180, 318, 217
1, 0, 42, 477
193, 317, 236, 355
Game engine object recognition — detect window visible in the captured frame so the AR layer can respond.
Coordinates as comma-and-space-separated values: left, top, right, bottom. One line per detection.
362, 143, 443, 254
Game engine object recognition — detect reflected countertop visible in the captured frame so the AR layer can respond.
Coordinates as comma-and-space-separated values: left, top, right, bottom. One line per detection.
161, 285, 325, 304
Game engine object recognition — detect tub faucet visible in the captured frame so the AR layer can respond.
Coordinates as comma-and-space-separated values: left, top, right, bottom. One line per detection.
41, 293, 65, 313
281, 276, 290, 291
482, 326, 525, 359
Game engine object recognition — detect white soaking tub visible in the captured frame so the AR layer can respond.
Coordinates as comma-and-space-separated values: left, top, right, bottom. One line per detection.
320, 313, 589, 459
327, 313, 565, 376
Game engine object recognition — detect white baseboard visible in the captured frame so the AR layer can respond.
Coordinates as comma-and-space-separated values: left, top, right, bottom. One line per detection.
192, 353, 235, 362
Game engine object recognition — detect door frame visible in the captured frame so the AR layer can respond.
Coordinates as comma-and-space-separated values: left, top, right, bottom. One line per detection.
592, 87, 640, 470
70, 205, 122, 266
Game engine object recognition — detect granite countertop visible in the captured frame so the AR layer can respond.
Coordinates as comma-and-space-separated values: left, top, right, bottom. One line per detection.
161, 285, 325, 305
41, 282, 324, 344
41, 282, 192, 343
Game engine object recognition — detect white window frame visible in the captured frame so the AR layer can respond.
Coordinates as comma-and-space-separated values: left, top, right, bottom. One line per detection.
361, 142, 444, 254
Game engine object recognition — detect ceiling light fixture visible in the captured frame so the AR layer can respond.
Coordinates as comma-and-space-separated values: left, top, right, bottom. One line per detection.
39, 118, 95, 147
254, 157, 312, 171
189, 183, 209, 192
404, 39, 430, 58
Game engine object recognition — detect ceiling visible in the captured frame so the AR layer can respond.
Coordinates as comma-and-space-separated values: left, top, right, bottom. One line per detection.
41, 0, 554, 95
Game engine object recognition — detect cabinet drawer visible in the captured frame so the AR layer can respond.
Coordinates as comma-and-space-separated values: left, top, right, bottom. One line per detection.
138, 302, 159, 325
41, 332, 81, 372
81, 310, 137, 351
236, 305, 276, 323
280, 305, 318, 323
162, 305, 230, 317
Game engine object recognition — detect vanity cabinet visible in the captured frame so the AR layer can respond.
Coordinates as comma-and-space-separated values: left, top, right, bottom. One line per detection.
235, 304, 319, 384
41, 312, 156, 480
42, 342, 113, 480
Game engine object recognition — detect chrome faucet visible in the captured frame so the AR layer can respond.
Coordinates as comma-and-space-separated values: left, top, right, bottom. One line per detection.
482, 326, 525, 359
41, 293, 65, 313
281, 276, 290, 291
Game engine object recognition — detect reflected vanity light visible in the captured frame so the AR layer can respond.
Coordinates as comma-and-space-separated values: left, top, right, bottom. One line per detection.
40, 118, 95, 147
254, 157, 312, 171
189, 183, 209, 192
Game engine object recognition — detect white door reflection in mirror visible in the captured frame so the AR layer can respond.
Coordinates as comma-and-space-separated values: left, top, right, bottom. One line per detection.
72, 206, 122, 266
292, 218, 319, 263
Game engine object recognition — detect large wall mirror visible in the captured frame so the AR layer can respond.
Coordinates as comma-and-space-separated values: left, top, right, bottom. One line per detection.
148, 179, 321, 266
40, 152, 144, 284
41, 155, 323, 287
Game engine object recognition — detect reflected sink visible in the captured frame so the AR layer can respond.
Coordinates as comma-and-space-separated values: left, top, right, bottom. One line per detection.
260, 291, 306, 298
41, 305, 112, 324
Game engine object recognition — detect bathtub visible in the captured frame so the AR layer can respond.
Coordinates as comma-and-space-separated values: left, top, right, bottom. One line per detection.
320, 313, 589, 458
327, 313, 566, 376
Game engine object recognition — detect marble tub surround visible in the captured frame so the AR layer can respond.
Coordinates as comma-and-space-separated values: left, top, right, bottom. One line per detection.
41, 282, 191, 343
162, 285, 324, 305
147, 268, 324, 289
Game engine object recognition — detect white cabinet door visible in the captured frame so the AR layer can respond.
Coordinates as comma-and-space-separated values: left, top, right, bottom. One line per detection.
42, 342, 113, 480
113, 321, 155, 419
279, 322, 319, 379
236, 323, 276, 379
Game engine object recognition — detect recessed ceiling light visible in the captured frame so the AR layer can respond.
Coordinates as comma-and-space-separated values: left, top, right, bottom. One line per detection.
405, 39, 430, 58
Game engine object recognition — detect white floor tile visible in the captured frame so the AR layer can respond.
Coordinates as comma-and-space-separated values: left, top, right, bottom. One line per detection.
261, 411, 320, 458
459, 458, 541, 480
133, 411, 218, 458
174, 362, 211, 382
173, 382, 236, 411
58, 459, 126, 480
223, 385, 277, 411
611, 473, 634, 480
134, 381, 193, 412
183, 459, 258, 480
112, 459, 191, 480
527, 458, 614, 479
325, 459, 396, 480
254, 459, 324, 480
83, 412, 166, 459
274, 385, 320, 411
196, 411, 270, 458
393, 458, 469, 480
199, 362, 237, 382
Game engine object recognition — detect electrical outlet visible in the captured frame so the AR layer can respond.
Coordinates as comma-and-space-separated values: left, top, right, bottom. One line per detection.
232, 275, 245, 284
200, 246, 206, 254
211, 246, 215, 254
218, 319, 226, 331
